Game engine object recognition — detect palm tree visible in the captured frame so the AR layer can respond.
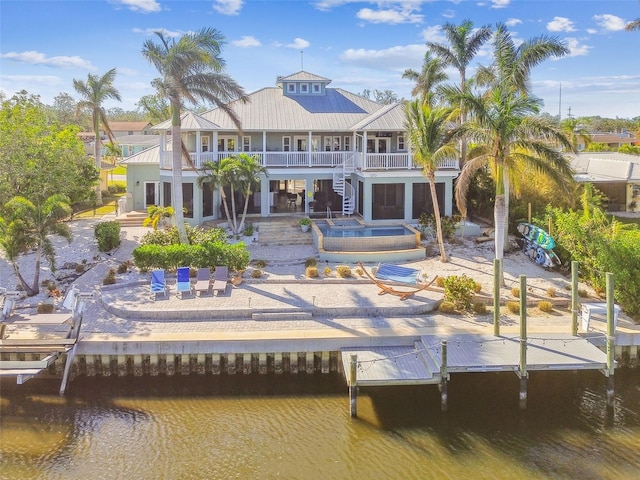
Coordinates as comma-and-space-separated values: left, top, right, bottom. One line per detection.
73, 68, 121, 206
454, 86, 575, 281
402, 52, 448, 106
405, 100, 458, 262
198, 157, 237, 233
235, 154, 268, 234
142, 28, 247, 244
626, 2, 640, 31
427, 20, 492, 165
0, 194, 72, 296
559, 117, 591, 152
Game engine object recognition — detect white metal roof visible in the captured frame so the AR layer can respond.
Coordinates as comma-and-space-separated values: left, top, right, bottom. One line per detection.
151, 111, 223, 131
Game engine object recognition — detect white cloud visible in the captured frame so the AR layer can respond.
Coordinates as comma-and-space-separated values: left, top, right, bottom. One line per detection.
340, 44, 426, 70
114, 0, 161, 13
285, 38, 311, 50
132, 27, 183, 37
563, 37, 591, 57
0, 74, 63, 85
1, 51, 95, 70
586, 28, 598, 34
232, 36, 261, 48
442, 10, 456, 19
505, 18, 522, 27
593, 14, 627, 31
420, 26, 447, 44
213, 0, 243, 15
356, 5, 423, 24
547, 17, 576, 32
491, 0, 510, 9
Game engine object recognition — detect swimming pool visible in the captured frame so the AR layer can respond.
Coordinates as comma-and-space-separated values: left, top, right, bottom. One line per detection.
312, 220, 425, 262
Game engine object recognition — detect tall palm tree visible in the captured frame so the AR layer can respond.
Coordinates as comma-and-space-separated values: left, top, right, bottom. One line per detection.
626, 2, 640, 31
0, 194, 72, 296
235, 153, 267, 234
405, 100, 458, 262
454, 86, 575, 281
559, 117, 591, 152
73, 68, 121, 205
142, 28, 247, 244
402, 52, 448, 106
427, 20, 492, 165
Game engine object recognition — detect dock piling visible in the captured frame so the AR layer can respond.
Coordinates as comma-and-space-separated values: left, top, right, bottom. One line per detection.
518, 275, 528, 410
349, 354, 358, 418
606, 272, 616, 408
493, 258, 501, 336
571, 261, 579, 336
440, 340, 448, 412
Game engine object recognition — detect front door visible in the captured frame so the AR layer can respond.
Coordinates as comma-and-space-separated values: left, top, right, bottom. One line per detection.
367, 138, 389, 153
144, 182, 159, 207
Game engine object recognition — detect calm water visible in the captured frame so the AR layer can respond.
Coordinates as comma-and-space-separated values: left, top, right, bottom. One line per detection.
318, 225, 411, 238
2, 370, 640, 480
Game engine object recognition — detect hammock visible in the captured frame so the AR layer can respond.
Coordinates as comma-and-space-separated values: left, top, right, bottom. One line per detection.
357, 261, 438, 301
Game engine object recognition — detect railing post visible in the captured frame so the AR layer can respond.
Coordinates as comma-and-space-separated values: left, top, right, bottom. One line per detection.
571, 261, 579, 336
606, 272, 616, 408
349, 354, 358, 418
519, 274, 528, 410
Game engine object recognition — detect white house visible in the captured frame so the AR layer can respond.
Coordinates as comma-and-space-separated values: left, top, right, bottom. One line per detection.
121, 71, 460, 224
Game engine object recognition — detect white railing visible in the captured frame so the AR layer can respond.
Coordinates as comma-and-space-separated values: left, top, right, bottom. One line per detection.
160, 151, 459, 171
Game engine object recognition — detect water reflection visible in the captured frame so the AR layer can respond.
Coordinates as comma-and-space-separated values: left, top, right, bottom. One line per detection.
1, 370, 639, 480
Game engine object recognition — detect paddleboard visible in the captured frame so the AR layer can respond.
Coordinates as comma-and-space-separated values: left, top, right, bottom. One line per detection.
515, 238, 561, 269
517, 222, 555, 250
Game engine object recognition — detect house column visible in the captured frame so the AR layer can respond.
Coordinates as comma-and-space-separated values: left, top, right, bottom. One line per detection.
443, 177, 453, 216
195, 131, 201, 168
260, 176, 270, 217
159, 132, 165, 168
362, 131, 368, 170
308, 131, 313, 167
213, 132, 219, 159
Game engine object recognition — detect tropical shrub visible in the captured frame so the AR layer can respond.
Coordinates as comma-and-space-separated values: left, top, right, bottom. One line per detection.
507, 301, 520, 314
305, 257, 317, 267
438, 301, 456, 314
94, 221, 121, 252
442, 274, 476, 312
305, 266, 319, 278
473, 302, 487, 314
538, 300, 553, 313
336, 265, 352, 278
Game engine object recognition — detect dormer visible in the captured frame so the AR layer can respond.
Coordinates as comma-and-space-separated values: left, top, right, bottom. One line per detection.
276, 71, 331, 97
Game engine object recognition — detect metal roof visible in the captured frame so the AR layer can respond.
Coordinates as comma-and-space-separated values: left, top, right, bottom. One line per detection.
119, 144, 160, 165
202, 86, 398, 132
151, 111, 222, 131
277, 71, 331, 84
570, 152, 640, 182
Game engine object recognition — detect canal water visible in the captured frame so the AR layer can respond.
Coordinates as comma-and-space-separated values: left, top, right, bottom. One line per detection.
1, 369, 640, 480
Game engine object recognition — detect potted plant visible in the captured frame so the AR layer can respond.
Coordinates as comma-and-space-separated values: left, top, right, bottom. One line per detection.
299, 216, 312, 232
629, 199, 637, 212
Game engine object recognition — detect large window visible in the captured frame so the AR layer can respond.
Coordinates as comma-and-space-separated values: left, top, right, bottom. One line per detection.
218, 137, 236, 152
411, 182, 444, 219
242, 136, 251, 152
202, 181, 214, 217
397, 135, 405, 151
183, 183, 194, 219
201, 135, 209, 152
372, 183, 404, 220
282, 136, 291, 152
163, 182, 171, 207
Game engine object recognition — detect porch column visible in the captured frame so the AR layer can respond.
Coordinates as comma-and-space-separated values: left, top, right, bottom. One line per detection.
159, 132, 165, 168
195, 131, 201, 168
443, 177, 453, 216
363, 131, 368, 170
308, 131, 313, 167
213, 132, 219, 159
260, 176, 270, 217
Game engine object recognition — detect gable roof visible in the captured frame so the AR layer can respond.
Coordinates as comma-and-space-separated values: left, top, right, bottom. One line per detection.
571, 152, 640, 182
350, 103, 406, 131
109, 121, 152, 132
151, 111, 222, 131
276, 71, 331, 84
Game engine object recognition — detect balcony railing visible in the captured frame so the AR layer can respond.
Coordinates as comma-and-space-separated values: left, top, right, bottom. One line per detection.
159, 150, 459, 171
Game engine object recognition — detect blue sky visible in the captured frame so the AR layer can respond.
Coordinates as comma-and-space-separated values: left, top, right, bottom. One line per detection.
1, 0, 638, 119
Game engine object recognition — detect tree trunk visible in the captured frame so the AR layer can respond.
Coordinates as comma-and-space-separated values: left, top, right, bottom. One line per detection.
12, 263, 36, 296
494, 193, 506, 285
171, 115, 188, 244
429, 174, 448, 262
94, 116, 103, 206
220, 187, 234, 232
29, 248, 42, 295
503, 175, 511, 254
238, 189, 251, 234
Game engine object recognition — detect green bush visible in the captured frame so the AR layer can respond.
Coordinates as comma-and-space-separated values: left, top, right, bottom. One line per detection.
473, 302, 487, 314
305, 257, 317, 268
438, 301, 456, 313
305, 266, 319, 278
94, 221, 121, 252
336, 265, 352, 278
443, 274, 476, 312
507, 301, 520, 314
107, 182, 126, 194
102, 267, 117, 285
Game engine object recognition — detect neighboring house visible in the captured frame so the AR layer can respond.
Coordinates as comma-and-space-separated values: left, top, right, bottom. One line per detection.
115, 134, 160, 157
120, 71, 460, 223
571, 152, 640, 211
589, 131, 638, 149
109, 121, 153, 137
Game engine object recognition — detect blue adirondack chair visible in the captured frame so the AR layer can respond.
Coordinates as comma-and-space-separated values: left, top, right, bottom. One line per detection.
176, 267, 193, 297
150, 269, 168, 299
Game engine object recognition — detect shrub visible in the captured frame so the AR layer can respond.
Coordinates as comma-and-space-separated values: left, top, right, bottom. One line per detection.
243, 224, 254, 236
37, 303, 55, 314
305, 257, 317, 268
473, 302, 487, 314
305, 266, 319, 278
511, 287, 520, 297
435, 276, 445, 288
473, 281, 482, 293
438, 301, 456, 313
546, 287, 557, 298
443, 274, 476, 312
107, 182, 126, 194
94, 221, 121, 252
507, 300, 520, 314
336, 265, 352, 278
538, 300, 554, 313
255, 259, 267, 268
117, 262, 129, 274
251, 269, 263, 278
578, 288, 589, 298
355, 267, 364, 277
324, 266, 332, 276
132, 241, 250, 272
103, 268, 117, 285
75, 264, 85, 273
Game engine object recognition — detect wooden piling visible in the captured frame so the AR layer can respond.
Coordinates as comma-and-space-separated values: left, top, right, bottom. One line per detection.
349, 354, 357, 418
519, 275, 528, 410
571, 261, 579, 336
440, 340, 448, 412
493, 258, 501, 336
606, 272, 616, 408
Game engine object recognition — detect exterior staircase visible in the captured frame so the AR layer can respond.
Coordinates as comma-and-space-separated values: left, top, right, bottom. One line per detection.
332, 156, 356, 216
257, 219, 314, 246
115, 211, 148, 227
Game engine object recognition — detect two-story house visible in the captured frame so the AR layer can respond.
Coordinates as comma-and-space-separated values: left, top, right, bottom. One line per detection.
121, 71, 460, 224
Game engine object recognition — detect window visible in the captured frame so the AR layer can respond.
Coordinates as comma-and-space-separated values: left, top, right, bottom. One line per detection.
183, 183, 194, 219
344, 136, 351, 151
301, 83, 308, 93
218, 137, 236, 152
313, 83, 321, 93
242, 136, 251, 152
201, 136, 209, 152
397, 135, 405, 151
372, 183, 404, 220
282, 136, 291, 152
163, 182, 171, 207
202, 181, 214, 217
287, 83, 296, 93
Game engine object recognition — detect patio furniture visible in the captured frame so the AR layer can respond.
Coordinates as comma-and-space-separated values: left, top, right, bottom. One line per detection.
194, 267, 212, 296
358, 262, 437, 301
150, 269, 168, 300
212, 266, 228, 296
176, 267, 193, 298
581, 302, 621, 331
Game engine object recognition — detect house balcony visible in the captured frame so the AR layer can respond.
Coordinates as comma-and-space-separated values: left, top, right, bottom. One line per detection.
159, 151, 459, 172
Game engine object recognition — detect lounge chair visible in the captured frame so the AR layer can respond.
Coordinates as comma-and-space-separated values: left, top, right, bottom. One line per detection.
194, 267, 212, 296
150, 269, 168, 299
211, 266, 228, 296
176, 266, 193, 298
358, 261, 437, 301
